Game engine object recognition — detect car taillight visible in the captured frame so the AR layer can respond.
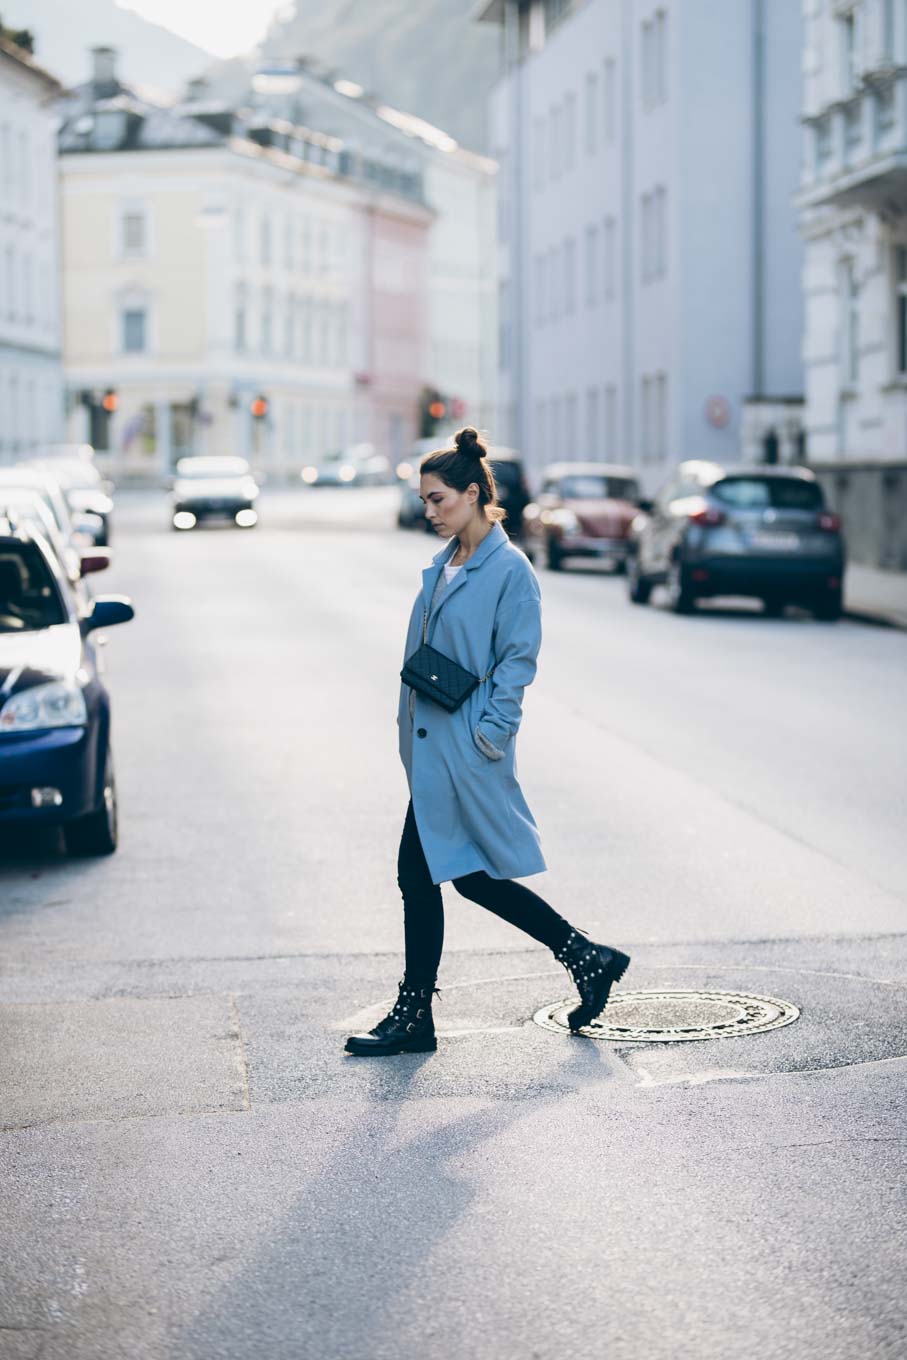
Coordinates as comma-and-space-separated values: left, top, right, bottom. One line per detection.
688, 506, 725, 527
817, 512, 841, 532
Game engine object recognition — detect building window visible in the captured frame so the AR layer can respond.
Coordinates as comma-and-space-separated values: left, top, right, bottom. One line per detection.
883, 0, 896, 60
655, 185, 667, 277
121, 209, 147, 258
895, 246, 907, 375
841, 259, 859, 386
585, 72, 598, 155
260, 215, 272, 267
840, 11, 858, 96
603, 217, 617, 300
261, 291, 273, 354
549, 245, 559, 319
551, 395, 562, 458
535, 255, 545, 325
603, 58, 617, 144
604, 384, 617, 458
235, 293, 247, 352
640, 376, 652, 461
564, 91, 576, 171
641, 10, 668, 108
655, 372, 667, 461
815, 116, 832, 173
122, 307, 147, 353
586, 387, 599, 454
585, 224, 599, 306
564, 236, 576, 314
875, 84, 896, 146
548, 104, 560, 181
844, 101, 862, 157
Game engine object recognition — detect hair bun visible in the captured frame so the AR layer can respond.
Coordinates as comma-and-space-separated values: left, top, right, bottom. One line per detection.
455, 426, 481, 455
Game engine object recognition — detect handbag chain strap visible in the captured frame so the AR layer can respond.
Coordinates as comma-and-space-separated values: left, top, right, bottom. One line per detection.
422, 608, 494, 683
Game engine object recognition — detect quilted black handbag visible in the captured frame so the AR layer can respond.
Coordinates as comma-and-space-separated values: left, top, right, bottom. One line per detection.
401, 609, 495, 713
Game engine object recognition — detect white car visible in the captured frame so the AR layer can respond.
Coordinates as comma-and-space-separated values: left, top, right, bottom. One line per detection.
171, 456, 260, 530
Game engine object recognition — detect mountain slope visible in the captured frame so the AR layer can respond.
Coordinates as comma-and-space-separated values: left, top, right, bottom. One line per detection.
258, 0, 502, 151
2, 0, 214, 95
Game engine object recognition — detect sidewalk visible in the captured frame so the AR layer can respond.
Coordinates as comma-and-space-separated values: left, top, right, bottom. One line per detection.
845, 563, 907, 630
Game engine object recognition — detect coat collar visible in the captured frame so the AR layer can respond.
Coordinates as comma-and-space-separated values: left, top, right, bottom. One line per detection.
421, 522, 508, 617
430, 521, 508, 570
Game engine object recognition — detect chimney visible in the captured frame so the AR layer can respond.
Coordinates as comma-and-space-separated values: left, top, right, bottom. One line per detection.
185, 76, 208, 102
91, 46, 118, 97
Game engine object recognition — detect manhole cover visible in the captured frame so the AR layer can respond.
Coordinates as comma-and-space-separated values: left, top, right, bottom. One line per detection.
533, 990, 800, 1042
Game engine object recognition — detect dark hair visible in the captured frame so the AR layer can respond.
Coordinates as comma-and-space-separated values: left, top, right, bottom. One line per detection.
419, 427, 507, 524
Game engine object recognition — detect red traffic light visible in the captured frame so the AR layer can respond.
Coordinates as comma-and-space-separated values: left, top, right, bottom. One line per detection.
428, 400, 446, 420
101, 389, 118, 414
250, 395, 268, 419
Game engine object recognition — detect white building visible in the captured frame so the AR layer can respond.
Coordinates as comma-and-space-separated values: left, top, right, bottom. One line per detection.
0, 34, 63, 462
479, 0, 804, 488
246, 58, 499, 441
798, 0, 907, 461
57, 49, 434, 479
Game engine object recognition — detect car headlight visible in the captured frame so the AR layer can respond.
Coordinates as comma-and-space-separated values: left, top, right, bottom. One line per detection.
552, 509, 580, 534
0, 681, 88, 733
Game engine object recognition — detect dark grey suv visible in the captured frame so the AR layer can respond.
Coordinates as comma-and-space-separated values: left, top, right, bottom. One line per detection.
627, 462, 845, 619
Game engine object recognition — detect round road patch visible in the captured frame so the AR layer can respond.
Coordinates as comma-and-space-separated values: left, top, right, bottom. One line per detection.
533, 990, 800, 1043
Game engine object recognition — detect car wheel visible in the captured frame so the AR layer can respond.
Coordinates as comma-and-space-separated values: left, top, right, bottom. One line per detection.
546, 540, 564, 571
665, 559, 695, 614
814, 587, 843, 622
762, 595, 786, 618
64, 748, 118, 856
627, 558, 652, 605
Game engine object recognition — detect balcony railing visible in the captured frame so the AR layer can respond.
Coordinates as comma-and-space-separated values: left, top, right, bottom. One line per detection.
799, 68, 907, 211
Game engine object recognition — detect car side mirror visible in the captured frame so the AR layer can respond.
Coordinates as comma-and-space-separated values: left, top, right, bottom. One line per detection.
80, 595, 134, 634
80, 548, 112, 576
636, 498, 654, 514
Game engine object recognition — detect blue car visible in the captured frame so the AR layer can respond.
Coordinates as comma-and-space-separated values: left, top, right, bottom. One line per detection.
0, 516, 134, 855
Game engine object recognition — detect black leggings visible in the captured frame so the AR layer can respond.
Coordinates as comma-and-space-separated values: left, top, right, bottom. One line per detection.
397, 800, 573, 982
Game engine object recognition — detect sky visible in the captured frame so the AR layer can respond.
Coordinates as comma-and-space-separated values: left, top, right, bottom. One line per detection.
119, 0, 292, 58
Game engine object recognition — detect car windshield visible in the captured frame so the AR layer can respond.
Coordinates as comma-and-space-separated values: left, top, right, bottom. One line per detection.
559, 475, 639, 500
490, 462, 522, 490
176, 458, 249, 478
712, 478, 823, 510
0, 543, 66, 632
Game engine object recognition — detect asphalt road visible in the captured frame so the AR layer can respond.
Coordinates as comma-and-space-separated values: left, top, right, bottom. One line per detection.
1, 486, 905, 1360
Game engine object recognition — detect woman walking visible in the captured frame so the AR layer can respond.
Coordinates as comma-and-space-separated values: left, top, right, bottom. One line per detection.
345, 428, 630, 1057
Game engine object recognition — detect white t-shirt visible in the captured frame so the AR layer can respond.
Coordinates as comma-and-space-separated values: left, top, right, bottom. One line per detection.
443, 561, 463, 583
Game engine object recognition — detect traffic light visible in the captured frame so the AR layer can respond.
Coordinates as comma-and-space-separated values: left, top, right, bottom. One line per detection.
250, 394, 268, 420
101, 388, 118, 413
419, 387, 447, 438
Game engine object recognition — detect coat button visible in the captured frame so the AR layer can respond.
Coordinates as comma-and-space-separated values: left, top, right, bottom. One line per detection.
417, 728, 427, 738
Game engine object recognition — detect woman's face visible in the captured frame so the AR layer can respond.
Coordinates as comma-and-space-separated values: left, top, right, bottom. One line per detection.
420, 473, 480, 538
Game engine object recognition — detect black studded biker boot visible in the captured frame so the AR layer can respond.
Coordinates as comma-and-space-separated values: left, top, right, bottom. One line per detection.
344, 978, 438, 1056
554, 930, 631, 1033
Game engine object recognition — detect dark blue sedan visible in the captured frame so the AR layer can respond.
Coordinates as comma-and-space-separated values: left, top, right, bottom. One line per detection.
0, 517, 134, 854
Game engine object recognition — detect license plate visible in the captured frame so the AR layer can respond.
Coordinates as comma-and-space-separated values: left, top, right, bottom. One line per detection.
750, 531, 799, 551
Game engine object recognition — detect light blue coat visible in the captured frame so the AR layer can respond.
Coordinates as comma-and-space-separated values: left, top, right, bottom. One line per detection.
397, 521, 548, 885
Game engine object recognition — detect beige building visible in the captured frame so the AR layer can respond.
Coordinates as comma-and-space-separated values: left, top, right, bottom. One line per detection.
59, 49, 433, 479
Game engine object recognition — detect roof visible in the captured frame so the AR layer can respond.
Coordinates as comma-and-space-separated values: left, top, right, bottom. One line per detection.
0, 34, 63, 94
682, 460, 817, 483
542, 461, 639, 478
58, 92, 224, 154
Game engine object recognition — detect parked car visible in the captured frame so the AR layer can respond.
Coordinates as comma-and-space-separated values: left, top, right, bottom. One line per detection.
171, 456, 259, 529
27, 452, 114, 545
627, 462, 845, 619
522, 462, 642, 570
301, 444, 391, 487
0, 467, 102, 574
397, 445, 530, 538
0, 491, 109, 601
0, 517, 134, 854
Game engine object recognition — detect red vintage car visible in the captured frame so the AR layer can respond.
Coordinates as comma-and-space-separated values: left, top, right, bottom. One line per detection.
521, 462, 642, 572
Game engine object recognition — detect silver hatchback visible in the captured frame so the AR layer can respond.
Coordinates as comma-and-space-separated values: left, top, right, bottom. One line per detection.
627, 462, 845, 619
